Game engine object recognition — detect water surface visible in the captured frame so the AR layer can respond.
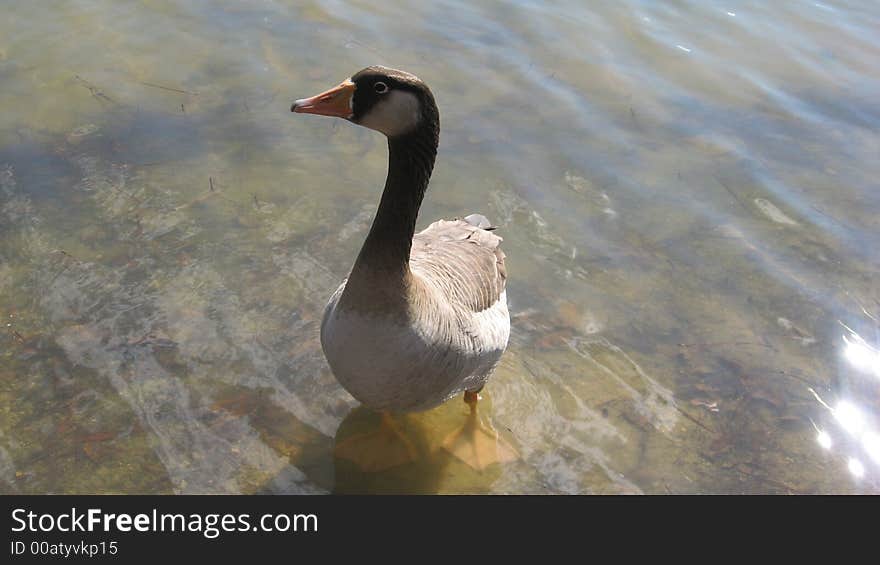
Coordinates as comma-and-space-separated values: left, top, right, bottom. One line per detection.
1, 0, 879, 493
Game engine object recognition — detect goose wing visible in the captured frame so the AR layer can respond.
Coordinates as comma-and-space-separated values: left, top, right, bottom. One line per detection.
410, 214, 507, 313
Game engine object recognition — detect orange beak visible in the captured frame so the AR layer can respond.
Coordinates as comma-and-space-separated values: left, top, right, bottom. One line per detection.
291, 79, 355, 118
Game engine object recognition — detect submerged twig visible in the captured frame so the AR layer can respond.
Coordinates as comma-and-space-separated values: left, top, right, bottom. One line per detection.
128, 160, 180, 168
732, 462, 805, 494
46, 249, 79, 287
678, 341, 776, 350
774, 369, 823, 389
714, 176, 750, 212
673, 404, 715, 434
74, 75, 115, 105
139, 81, 198, 96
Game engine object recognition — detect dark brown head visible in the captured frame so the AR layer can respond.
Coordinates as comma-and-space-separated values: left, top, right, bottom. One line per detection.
292, 66, 438, 138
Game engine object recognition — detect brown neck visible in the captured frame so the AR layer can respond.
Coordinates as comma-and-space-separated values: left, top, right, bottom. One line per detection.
345, 115, 439, 301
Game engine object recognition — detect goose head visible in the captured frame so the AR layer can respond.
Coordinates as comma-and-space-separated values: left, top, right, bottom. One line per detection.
292, 66, 437, 138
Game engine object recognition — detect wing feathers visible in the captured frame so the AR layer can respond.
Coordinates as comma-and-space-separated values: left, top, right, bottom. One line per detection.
410, 216, 507, 313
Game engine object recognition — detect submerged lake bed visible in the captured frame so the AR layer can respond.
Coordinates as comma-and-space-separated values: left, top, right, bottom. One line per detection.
1, 0, 879, 494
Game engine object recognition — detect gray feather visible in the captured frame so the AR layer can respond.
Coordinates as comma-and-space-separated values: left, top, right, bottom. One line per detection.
410, 217, 507, 313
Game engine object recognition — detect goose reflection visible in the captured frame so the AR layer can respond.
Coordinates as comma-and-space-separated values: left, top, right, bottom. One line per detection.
207, 384, 516, 493
332, 394, 516, 494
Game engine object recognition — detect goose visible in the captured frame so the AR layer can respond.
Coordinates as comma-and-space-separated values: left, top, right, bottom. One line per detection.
292, 66, 515, 471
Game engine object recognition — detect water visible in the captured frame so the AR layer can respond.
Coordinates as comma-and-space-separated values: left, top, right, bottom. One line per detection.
1, 0, 878, 494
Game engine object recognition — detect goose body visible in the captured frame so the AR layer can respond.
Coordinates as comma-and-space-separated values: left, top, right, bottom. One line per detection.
293, 66, 510, 413
322, 217, 509, 411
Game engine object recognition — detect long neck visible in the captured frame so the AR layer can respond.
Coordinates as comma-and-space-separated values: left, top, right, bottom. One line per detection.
349, 119, 439, 283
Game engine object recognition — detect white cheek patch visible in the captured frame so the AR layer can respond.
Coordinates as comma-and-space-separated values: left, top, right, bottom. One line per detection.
359, 90, 422, 137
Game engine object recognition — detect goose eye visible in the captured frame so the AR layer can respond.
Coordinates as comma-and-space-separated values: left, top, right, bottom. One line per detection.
374, 82, 389, 94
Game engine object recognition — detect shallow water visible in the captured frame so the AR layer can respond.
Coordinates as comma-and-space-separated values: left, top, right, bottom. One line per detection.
1, 0, 879, 494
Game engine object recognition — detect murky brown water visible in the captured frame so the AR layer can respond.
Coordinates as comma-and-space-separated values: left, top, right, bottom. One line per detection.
1, 1, 879, 494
